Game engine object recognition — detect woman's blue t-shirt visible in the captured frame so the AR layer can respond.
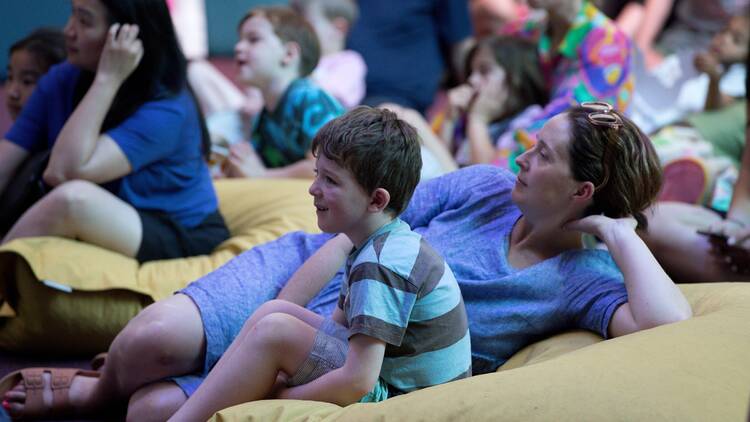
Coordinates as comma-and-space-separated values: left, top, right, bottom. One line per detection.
4, 62, 218, 228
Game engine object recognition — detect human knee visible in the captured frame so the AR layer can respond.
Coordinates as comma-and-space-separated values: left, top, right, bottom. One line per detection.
111, 312, 183, 371
251, 313, 300, 350
44, 179, 99, 217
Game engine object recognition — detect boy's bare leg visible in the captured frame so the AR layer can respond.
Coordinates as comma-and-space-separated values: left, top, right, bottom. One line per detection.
4, 294, 205, 418
169, 303, 324, 421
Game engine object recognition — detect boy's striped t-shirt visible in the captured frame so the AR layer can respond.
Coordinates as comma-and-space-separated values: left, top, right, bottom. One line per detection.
339, 218, 471, 394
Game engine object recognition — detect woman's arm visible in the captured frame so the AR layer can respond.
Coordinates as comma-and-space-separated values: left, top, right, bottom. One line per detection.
277, 334, 386, 405
277, 233, 352, 306
44, 24, 142, 186
0, 140, 30, 197
566, 215, 692, 337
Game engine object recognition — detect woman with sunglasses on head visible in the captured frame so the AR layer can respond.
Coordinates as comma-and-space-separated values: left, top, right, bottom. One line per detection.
0, 0, 228, 261
1, 103, 690, 419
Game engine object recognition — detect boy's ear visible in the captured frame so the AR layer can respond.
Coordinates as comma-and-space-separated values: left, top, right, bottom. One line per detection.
282, 41, 301, 68
369, 188, 391, 213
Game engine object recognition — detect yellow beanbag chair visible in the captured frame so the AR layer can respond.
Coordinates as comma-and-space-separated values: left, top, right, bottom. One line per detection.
0, 179, 318, 356
211, 283, 750, 421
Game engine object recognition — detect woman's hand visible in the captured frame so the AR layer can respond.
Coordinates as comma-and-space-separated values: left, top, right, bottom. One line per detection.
564, 214, 637, 241
222, 141, 267, 178
96, 24, 144, 86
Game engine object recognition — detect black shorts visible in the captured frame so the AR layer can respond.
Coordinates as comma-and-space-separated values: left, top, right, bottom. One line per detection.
135, 210, 230, 263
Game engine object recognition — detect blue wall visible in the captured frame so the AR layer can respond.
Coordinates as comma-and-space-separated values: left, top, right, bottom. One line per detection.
1, 0, 287, 79
1, 1, 69, 79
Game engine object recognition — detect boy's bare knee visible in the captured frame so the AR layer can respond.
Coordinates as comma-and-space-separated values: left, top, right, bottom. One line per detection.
251, 313, 298, 349
127, 382, 187, 422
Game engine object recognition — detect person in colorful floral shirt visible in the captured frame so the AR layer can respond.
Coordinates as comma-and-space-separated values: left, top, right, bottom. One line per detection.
495, 0, 634, 172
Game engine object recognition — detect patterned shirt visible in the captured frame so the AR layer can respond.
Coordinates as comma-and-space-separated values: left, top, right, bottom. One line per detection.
251, 78, 344, 168
339, 218, 472, 393
496, 1, 634, 171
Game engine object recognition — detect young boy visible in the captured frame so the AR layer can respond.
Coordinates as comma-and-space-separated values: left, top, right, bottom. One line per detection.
289, 0, 366, 109
169, 106, 472, 421
222, 6, 344, 179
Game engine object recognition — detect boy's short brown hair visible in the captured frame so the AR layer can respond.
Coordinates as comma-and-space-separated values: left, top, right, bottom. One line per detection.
241, 6, 321, 77
311, 106, 422, 216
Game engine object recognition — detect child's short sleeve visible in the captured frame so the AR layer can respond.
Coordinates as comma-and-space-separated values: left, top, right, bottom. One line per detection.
344, 262, 418, 346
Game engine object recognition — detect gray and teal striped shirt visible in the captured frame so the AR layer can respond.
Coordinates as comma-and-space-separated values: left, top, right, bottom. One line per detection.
339, 218, 471, 394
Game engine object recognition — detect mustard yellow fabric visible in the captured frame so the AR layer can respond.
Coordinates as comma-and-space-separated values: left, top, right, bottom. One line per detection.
211, 283, 750, 421
0, 178, 318, 354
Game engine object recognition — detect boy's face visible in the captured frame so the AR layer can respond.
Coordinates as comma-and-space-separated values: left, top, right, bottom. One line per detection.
309, 153, 372, 238
709, 16, 749, 64
235, 14, 287, 87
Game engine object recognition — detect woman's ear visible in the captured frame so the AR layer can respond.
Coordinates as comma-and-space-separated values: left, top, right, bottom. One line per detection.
573, 181, 595, 202
369, 188, 391, 213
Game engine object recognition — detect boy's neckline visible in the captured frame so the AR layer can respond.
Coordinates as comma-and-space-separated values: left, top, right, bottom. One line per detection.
349, 218, 400, 253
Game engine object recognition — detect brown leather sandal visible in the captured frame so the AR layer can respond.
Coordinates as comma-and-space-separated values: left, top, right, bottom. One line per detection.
0, 367, 100, 419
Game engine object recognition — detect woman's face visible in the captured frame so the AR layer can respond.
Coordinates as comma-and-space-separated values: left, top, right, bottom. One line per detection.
467, 45, 508, 93
512, 113, 581, 213
5, 49, 45, 121
64, 0, 109, 71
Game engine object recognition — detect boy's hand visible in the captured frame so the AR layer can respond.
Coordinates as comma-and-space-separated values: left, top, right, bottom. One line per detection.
95, 24, 144, 86
693, 51, 723, 79
703, 218, 750, 273
223, 142, 267, 178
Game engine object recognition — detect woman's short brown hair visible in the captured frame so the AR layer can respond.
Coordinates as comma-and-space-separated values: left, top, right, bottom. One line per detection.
240, 6, 321, 77
567, 106, 662, 230
311, 106, 423, 216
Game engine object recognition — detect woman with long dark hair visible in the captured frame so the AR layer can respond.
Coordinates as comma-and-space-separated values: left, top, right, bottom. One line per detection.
0, 0, 228, 262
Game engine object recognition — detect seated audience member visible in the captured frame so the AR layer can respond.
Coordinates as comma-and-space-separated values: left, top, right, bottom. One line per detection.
346, 0, 473, 114
5, 28, 66, 121
219, 6, 344, 179
596, 0, 675, 69
649, 15, 748, 205
385, 35, 548, 173
290, 0, 366, 109
437, 36, 548, 166
0, 0, 229, 262
0, 103, 691, 420
169, 106, 471, 420
642, 43, 750, 283
495, 0, 634, 172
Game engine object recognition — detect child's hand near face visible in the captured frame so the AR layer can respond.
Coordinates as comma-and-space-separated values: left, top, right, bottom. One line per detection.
693, 51, 723, 80
223, 142, 267, 178
468, 78, 508, 123
447, 85, 476, 119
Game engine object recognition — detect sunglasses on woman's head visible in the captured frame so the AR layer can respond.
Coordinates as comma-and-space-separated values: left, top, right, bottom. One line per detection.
581, 101, 623, 131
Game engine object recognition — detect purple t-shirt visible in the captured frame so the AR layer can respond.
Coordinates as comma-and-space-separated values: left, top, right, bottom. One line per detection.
401, 165, 627, 373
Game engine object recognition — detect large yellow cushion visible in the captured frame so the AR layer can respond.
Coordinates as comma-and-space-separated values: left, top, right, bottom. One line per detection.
0, 178, 318, 355
211, 283, 750, 421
